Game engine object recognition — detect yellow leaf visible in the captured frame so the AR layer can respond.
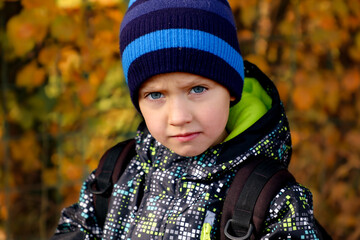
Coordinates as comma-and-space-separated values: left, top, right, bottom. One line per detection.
349, 46, 360, 62
6, 8, 49, 56
22, 0, 56, 9
245, 54, 270, 74
16, 60, 46, 90
50, 15, 79, 42
42, 168, 58, 186
7, 17, 35, 56
89, 0, 121, 7
45, 74, 64, 98
56, 0, 82, 9
58, 47, 81, 82
85, 137, 111, 169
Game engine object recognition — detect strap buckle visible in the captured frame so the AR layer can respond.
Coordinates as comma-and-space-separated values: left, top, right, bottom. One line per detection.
224, 219, 254, 240
87, 179, 112, 195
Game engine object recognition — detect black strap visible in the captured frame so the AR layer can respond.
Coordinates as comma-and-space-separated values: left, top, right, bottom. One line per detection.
50, 231, 86, 240
87, 139, 135, 227
224, 160, 285, 239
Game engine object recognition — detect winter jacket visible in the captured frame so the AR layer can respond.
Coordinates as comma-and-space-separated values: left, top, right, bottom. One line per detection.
52, 61, 320, 240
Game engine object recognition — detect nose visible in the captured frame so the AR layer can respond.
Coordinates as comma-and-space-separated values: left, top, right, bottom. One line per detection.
168, 98, 192, 126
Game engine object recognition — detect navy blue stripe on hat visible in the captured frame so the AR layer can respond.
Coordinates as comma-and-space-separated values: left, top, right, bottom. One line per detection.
120, 0, 235, 35
120, 8, 239, 55
129, 0, 232, 9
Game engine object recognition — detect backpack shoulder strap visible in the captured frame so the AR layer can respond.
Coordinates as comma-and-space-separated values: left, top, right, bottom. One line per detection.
221, 157, 295, 240
87, 139, 136, 227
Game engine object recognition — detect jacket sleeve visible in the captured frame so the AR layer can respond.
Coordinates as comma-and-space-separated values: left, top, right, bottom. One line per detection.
51, 172, 103, 240
260, 183, 321, 239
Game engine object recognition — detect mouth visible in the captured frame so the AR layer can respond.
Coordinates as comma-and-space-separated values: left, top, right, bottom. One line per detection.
172, 132, 200, 142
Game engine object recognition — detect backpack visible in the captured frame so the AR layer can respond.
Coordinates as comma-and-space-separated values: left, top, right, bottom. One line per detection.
87, 139, 331, 240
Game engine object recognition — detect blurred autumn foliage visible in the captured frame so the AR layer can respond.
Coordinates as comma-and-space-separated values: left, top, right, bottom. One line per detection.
0, 0, 359, 239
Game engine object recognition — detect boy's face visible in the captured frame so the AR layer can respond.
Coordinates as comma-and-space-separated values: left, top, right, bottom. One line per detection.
138, 72, 234, 157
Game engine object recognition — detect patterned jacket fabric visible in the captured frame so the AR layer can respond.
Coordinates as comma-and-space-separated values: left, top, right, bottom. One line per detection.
52, 62, 320, 240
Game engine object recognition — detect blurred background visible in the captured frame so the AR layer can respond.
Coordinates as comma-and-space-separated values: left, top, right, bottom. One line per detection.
0, 0, 359, 239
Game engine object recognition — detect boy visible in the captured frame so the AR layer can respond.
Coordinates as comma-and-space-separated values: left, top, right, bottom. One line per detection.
52, 0, 321, 239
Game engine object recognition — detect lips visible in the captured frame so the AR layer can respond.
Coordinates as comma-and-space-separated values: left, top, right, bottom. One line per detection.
172, 132, 200, 142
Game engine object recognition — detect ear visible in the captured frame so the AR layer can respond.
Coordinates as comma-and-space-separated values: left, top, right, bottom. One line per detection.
230, 96, 236, 101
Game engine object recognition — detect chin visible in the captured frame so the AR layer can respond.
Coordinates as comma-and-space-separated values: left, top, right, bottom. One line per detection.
172, 148, 205, 157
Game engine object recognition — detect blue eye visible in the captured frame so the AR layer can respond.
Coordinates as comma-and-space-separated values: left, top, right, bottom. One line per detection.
148, 92, 163, 100
191, 86, 206, 94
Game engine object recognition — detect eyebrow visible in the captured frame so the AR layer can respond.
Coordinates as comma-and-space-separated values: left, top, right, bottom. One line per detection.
139, 76, 213, 93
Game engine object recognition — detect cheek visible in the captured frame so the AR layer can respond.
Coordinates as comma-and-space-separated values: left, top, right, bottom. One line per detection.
200, 101, 229, 130
142, 110, 164, 139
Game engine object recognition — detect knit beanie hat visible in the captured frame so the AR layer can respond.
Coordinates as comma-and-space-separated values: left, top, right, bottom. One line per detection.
120, 0, 245, 111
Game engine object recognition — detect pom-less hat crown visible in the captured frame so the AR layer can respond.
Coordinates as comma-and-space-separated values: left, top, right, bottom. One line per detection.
120, 0, 244, 111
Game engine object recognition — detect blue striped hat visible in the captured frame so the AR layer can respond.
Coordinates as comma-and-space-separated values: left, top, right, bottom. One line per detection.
120, 0, 245, 111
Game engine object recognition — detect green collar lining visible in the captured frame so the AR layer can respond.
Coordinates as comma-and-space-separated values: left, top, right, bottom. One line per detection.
225, 77, 272, 141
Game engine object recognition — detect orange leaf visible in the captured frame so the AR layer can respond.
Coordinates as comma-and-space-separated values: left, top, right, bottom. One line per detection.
61, 184, 82, 208
92, 30, 118, 59
345, 130, 360, 149
349, 46, 360, 62
89, 67, 106, 87
293, 70, 307, 85
276, 80, 291, 105
106, 9, 124, 24
16, 61, 46, 90
9, 131, 42, 172
342, 68, 360, 93
323, 75, 340, 113
290, 129, 301, 147
38, 45, 59, 70
0, 193, 8, 220
61, 159, 83, 181
292, 85, 315, 111
329, 182, 348, 203
77, 81, 97, 107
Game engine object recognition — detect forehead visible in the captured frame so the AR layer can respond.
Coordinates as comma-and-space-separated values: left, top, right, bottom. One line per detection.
140, 72, 215, 90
